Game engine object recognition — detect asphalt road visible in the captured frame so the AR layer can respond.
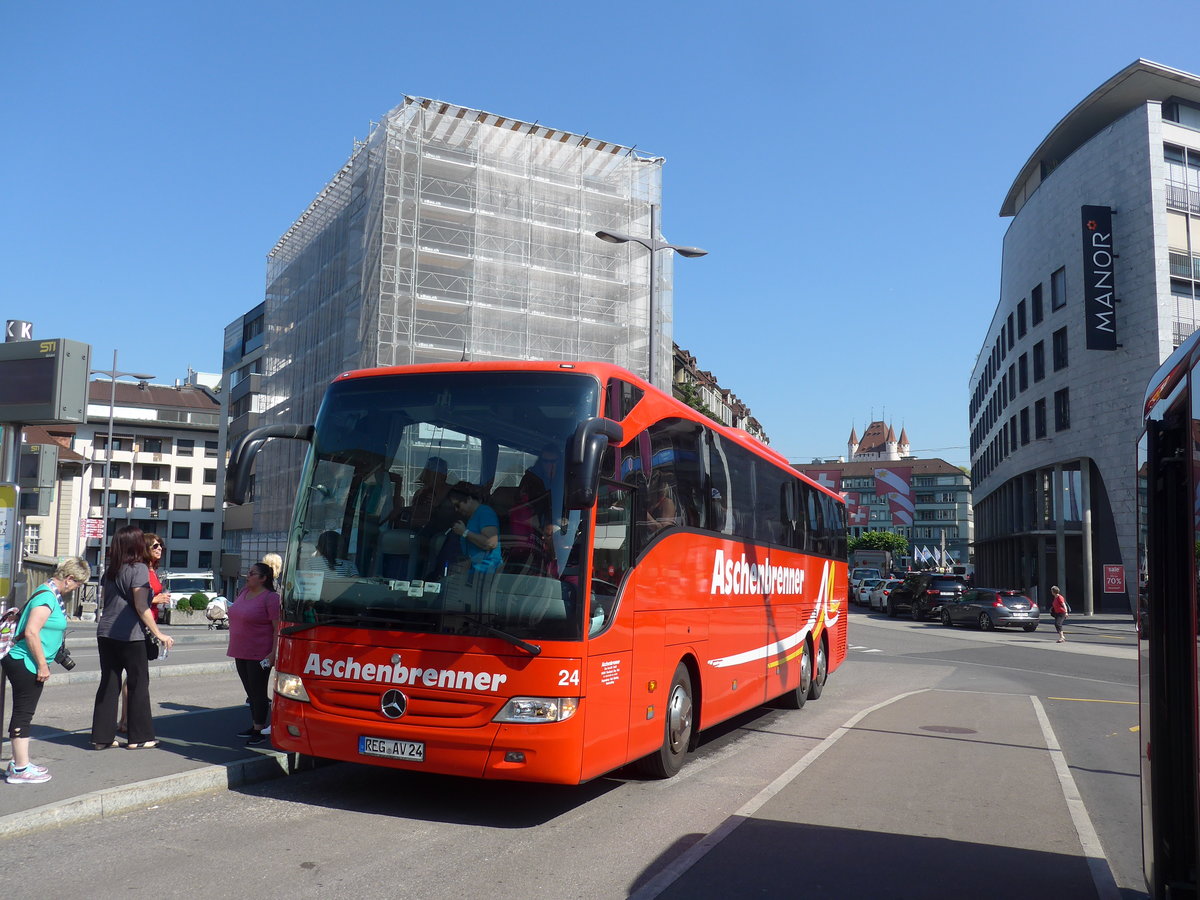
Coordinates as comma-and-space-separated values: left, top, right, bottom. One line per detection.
0, 608, 1144, 900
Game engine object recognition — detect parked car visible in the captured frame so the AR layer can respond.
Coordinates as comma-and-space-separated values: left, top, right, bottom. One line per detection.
941, 588, 1040, 631
856, 578, 883, 606
909, 573, 969, 621
869, 578, 903, 612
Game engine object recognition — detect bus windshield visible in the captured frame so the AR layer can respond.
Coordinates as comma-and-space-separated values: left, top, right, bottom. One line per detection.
285, 370, 601, 643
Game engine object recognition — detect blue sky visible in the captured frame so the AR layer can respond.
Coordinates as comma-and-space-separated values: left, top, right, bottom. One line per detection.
3, 1, 1198, 467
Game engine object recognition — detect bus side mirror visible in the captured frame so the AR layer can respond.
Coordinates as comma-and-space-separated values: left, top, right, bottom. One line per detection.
225, 424, 314, 505
566, 417, 623, 509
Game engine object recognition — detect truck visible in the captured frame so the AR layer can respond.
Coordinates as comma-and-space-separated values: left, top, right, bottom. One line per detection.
161, 571, 219, 622
851, 549, 893, 573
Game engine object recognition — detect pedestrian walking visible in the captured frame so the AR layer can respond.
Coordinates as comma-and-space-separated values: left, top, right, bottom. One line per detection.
118, 532, 171, 734
2, 557, 90, 784
1051, 585, 1070, 643
227, 562, 281, 745
90, 525, 175, 750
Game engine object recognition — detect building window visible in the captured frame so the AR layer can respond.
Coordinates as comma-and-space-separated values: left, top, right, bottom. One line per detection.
172, 521, 190, 540
1032, 342, 1045, 382
198, 551, 213, 569
169, 550, 188, 569
176, 438, 195, 455
1006, 313, 1015, 350
1032, 284, 1044, 325
1008, 364, 1016, 401
176, 467, 192, 483
202, 496, 216, 511
1054, 388, 1071, 431
23, 523, 40, 556
1051, 267, 1067, 310
1034, 398, 1047, 439
1052, 327, 1068, 371
1017, 300, 1027, 338
142, 437, 163, 453
203, 468, 217, 485
1018, 354, 1028, 391
204, 441, 219, 458
1020, 407, 1030, 444
174, 494, 191, 511
200, 522, 214, 539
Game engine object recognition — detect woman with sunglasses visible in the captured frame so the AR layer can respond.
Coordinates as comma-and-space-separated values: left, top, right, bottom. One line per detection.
118, 534, 171, 734
227, 562, 281, 745
90, 525, 175, 750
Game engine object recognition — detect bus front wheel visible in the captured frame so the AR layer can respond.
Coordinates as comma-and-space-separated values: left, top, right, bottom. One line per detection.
636, 663, 694, 779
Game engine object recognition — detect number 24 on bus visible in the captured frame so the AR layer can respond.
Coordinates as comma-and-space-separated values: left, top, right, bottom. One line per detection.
226, 360, 848, 784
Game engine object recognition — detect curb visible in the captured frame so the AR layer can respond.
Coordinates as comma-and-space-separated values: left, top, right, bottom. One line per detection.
43, 661, 236, 688
0, 751, 289, 838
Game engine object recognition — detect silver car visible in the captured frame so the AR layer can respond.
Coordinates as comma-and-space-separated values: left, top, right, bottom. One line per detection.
940, 588, 1040, 632
856, 578, 883, 607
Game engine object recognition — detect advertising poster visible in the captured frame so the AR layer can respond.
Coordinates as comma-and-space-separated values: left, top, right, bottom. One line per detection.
0, 483, 16, 602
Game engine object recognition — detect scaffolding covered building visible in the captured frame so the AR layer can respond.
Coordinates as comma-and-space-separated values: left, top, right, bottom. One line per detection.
247, 97, 672, 548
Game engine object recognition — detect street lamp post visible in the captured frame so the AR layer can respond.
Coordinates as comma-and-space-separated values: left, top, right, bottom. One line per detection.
596, 203, 707, 389
90, 350, 155, 578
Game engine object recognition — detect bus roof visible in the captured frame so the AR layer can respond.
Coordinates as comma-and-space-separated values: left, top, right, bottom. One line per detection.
332, 361, 843, 505
1143, 327, 1200, 421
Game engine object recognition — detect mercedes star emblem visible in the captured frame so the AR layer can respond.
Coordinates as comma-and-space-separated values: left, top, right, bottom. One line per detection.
380, 689, 408, 719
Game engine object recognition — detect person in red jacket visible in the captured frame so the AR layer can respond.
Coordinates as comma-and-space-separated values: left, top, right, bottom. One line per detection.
1050, 585, 1070, 643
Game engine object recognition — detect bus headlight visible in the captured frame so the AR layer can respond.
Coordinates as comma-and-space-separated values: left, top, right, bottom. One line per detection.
273, 671, 311, 702
493, 697, 579, 723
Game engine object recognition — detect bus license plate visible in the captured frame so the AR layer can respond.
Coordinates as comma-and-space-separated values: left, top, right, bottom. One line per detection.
359, 736, 425, 762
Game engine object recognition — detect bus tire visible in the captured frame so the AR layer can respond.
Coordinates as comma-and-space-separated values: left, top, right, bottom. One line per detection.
807, 637, 828, 701
636, 663, 694, 778
777, 639, 812, 710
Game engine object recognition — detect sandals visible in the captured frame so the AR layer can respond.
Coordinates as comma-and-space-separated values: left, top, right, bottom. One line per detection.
124, 741, 159, 750
91, 741, 120, 750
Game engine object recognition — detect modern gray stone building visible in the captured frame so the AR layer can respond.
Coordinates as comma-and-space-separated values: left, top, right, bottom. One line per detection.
969, 59, 1200, 612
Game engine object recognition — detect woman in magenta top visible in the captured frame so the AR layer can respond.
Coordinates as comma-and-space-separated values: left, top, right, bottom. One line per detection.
227, 562, 281, 745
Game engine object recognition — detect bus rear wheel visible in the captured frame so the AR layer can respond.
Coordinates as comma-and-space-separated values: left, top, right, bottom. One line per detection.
778, 640, 812, 710
636, 663, 694, 779
807, 639, 828, 700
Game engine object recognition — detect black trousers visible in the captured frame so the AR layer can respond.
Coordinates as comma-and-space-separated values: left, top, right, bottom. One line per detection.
235, 658, 272, 728
91, 637, 154, 744
2, 654, 44, 740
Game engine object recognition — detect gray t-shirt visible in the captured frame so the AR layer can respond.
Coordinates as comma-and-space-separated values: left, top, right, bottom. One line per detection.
96, 562, 151, 642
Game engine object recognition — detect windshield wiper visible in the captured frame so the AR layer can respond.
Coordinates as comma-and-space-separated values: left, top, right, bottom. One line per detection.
463, 616, 542, 657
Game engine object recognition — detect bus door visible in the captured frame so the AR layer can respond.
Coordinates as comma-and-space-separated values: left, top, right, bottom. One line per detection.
1140, 372, 1200, 896
580, 479, 635, 780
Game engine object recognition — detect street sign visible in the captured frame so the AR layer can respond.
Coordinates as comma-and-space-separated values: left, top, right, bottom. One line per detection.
1103, 564, 1125, 593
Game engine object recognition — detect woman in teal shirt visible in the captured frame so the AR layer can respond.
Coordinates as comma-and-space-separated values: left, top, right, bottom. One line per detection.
2, 557, 90, 784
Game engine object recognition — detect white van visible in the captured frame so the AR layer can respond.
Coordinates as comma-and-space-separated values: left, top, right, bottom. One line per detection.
163, 571, 218, 608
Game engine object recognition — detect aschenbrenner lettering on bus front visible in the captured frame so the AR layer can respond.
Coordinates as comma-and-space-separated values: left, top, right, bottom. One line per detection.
303, 653, 508, 691
709, 549, 806, 596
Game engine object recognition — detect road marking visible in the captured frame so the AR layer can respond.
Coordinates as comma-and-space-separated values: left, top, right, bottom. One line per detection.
628, 689, 928, 900
1045, 697, 1137, 705
1031, 696, 1121, 900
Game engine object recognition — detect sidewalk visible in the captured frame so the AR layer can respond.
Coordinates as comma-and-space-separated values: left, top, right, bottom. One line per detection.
0, 704, 288, 838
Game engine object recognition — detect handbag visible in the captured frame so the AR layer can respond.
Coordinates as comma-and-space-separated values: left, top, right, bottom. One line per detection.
145, 631, 160, 660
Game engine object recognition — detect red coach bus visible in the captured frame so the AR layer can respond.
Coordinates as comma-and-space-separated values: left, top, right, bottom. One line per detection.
1138, 330, 1200, 898
225, 361, 848, 784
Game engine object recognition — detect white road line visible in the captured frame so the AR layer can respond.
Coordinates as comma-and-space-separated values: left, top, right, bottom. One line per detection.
1030, 695, 1121, 900
628, 689, 928, 900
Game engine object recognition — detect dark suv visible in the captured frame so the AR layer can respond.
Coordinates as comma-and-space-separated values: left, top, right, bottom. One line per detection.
907, 574, 968, 621
885, 574, 923, 617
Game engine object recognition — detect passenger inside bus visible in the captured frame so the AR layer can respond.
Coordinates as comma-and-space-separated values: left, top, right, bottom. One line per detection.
505, 446, 561, 576
303, 531, 360, 576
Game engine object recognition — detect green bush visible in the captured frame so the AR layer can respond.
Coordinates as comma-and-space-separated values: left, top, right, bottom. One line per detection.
188, 592, 209, 611
175, 597, 190, 611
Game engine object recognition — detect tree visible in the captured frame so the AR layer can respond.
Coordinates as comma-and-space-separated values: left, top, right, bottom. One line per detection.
847, 530, 909, 556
